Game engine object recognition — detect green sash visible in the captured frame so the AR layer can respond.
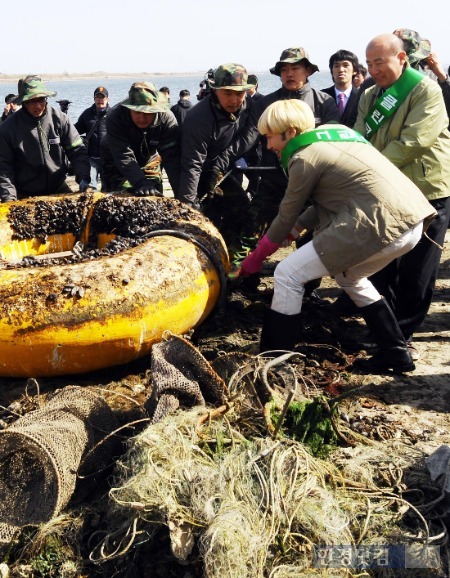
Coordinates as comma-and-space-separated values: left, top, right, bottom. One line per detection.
364, 67, 425, 138
281, 127, 369, 171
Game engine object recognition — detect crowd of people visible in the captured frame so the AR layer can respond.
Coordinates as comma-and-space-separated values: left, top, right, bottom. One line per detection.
0, 27, 448, 374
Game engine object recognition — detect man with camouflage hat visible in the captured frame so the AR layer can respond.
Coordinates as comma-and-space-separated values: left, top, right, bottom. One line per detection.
209, 48, 339, 290
100, 81, 180, 196
0, 76, 90, 202
179, 63, 256, 243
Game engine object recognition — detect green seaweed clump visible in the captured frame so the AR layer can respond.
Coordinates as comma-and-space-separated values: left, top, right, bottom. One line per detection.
276, 397, 339, 457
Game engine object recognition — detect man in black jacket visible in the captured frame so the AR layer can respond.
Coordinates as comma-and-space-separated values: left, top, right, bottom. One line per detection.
170, 89, 192, 126
179, 63, 256, 244
75, 86, 110, 190
100, 82, 180, 196
321, 49, 360, 128
1, 93, 20, 122
0, 76, 90, 202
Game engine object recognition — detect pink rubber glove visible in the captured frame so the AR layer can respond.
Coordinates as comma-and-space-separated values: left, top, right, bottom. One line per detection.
239, 235, 280, 276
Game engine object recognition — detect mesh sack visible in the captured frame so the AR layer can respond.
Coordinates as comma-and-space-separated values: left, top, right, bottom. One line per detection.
0, 522, 19, 544
0, 386, 118, 527
146, 334, 228, 424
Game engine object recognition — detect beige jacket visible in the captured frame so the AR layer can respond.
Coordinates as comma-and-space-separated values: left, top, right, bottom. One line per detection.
267, 129, 436, 276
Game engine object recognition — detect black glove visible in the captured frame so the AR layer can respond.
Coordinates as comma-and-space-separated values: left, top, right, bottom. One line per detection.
133, 181, 161, 197
79, 179, 90, 192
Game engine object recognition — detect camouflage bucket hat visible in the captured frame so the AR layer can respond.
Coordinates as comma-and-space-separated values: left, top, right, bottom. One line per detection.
270, 47, 319, 76
209, 63, 255, 91
16, 75, 57, 104
393, 29, 431, 64
120, 82, 169, 113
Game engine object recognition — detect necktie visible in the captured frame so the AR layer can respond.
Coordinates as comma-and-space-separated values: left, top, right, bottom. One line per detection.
337, 93, 346, 117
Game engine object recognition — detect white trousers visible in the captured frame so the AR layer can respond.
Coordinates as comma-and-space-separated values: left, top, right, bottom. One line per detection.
271, 222, 424, 315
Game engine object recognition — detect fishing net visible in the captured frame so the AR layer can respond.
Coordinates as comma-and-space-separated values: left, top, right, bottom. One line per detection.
0, 386, 119, 527
145, 333, 228, 423
98, 402, 443, 577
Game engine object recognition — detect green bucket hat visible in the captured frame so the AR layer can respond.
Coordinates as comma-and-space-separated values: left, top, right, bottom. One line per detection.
16, 75, 57, 104
209, 63, 256, 91
270, 47, 319, 76
393, 29, 431, 65
120, 82, 169, 113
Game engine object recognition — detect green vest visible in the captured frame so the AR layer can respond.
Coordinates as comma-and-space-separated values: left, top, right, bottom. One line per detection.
364, 67, 425, 138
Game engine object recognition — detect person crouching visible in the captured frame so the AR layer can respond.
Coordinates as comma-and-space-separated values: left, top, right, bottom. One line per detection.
234, 100, 436, 374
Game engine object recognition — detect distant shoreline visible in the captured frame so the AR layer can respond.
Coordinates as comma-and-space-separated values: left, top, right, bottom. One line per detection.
0, 72, 214, 83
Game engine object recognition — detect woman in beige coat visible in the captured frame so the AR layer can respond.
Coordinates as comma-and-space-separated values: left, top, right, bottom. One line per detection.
236, 100, 436, 373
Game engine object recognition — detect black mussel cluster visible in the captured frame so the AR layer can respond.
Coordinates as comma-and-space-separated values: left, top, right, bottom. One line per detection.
7, 193, 94, 242
4, 194, 227, 271
89, 195, 195, 237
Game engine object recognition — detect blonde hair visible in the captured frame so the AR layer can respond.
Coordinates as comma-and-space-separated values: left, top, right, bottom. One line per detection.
258, 100, 315, 136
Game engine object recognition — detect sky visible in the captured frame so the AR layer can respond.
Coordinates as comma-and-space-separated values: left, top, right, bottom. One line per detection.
2, 0, 448, 75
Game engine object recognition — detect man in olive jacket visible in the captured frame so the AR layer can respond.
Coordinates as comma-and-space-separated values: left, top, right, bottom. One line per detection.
354, 33, 450, 358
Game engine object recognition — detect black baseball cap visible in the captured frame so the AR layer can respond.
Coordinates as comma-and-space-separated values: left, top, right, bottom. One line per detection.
94, 86, 108, 97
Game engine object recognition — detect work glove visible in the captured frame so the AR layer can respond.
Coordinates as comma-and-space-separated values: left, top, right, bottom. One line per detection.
238, 235, 280, 277
143, 153, 162, 179
133, 181, 161, 197
79, 179, 90, 192
200, 166, 224, 200
185, 199, 202, 211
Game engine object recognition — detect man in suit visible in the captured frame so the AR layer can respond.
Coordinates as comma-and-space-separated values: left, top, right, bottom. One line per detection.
322, 49, 360, 127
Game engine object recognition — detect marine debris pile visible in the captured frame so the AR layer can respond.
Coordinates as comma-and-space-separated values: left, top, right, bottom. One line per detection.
0, 335, 448, 576
93, 338, 446, 576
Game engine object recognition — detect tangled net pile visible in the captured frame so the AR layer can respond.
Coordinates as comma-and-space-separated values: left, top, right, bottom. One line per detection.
90, 343, 446, 578
1, 339, 446, 577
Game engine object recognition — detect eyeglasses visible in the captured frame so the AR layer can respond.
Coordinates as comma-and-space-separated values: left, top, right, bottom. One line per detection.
95, 95, 106, 99
26, 97, 47, 105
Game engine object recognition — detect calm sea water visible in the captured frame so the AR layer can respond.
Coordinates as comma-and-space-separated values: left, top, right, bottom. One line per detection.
0, 70, 332, 122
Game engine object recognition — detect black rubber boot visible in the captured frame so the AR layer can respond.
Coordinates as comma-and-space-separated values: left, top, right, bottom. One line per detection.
260, 309, 301, 353
352, 298, 415, 374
